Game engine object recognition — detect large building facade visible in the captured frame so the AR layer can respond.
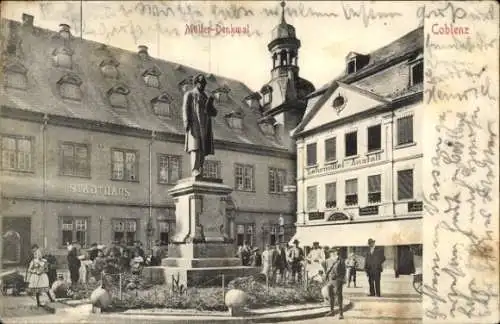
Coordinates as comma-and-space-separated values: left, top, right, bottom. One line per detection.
291, 27, 424, 274
0, 12, 313, 266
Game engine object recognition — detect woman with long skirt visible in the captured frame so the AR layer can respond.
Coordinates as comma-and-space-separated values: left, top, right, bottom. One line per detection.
26, 245, 55, 307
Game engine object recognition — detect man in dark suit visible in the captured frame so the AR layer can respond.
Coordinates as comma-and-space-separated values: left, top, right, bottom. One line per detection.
324, 247, 346, 319
364, 238, 385, 297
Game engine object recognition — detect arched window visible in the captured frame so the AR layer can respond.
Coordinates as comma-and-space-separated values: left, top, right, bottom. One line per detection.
53, 47, 74, 69
3, 63, 28, 90
57, 73, 83, 101
142, 67, 161, 88
280, 50, 287, 66
2, 230, 21, 264
100, 58, 120, 79
152, 92, 172, 117
107, 84, 130, 108
272, 53, 278, 68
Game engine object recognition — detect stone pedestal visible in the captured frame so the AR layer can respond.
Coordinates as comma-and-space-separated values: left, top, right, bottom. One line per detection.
149, 177, 259, 288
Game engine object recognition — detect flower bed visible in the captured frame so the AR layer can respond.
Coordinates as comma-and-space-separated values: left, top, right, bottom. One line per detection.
72, 275, 325, 311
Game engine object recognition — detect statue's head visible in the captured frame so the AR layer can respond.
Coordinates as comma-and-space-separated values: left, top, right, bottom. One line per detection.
194, 74, 207, 91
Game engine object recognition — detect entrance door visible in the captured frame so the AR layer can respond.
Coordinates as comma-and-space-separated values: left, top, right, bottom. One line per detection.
395, 245, 416, 276
2, 217, 31, 266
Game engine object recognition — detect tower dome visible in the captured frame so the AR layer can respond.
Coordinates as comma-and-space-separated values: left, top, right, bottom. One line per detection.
268, 1, 301, 51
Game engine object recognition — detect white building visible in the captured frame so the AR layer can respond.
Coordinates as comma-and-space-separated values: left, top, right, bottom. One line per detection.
291, 27, 424, 274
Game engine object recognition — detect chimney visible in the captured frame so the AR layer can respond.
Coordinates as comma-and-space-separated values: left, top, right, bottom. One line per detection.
59, 23, 71, 39
22, 13, 34, 28
138, 45, 149, 60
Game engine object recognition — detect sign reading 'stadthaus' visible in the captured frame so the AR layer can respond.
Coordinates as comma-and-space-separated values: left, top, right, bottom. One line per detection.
67, 184, 131, 198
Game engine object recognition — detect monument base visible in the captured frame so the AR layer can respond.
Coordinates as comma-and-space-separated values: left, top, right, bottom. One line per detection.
141, 177, 260, 287
143, 242, 260, 287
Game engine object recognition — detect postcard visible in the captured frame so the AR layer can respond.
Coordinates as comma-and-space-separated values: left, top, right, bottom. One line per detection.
0, 1, 498, 323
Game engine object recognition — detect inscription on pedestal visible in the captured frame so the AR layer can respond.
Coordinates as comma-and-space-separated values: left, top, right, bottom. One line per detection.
198, 195, 227, 242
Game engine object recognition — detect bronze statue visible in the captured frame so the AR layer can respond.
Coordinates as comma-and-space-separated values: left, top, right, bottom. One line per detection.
182, 74, 217, 177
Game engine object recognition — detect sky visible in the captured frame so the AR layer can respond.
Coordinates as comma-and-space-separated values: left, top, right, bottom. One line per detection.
2, 1, 423, 91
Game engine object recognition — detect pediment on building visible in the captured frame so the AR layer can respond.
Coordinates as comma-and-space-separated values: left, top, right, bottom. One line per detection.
295, 82, 389, 135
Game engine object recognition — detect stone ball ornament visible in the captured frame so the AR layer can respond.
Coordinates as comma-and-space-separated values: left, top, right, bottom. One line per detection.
224, 289, 248, 316
90, 286, 112, 309
51, 279, 70, 298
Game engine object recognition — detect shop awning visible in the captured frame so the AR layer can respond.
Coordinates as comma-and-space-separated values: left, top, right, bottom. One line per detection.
290, 218, 422, 247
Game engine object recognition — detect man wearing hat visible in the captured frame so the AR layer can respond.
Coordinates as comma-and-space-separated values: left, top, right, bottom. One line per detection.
106, 241, 121, 257
364, 238, 386, 297
88, 243, 99, 261
182, 73, 218, 177
287, 239, 304, 283
324, 247, 346, 319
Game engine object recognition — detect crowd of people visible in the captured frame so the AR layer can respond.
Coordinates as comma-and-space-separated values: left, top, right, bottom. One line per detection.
23, 236, 385, 316
66, 240, 166, 284
236, 239, 361, 288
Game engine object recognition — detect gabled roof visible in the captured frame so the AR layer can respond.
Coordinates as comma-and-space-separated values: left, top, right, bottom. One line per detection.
295, 26, 424, 138
291, 82, 388, 137
0, 17, 287, 151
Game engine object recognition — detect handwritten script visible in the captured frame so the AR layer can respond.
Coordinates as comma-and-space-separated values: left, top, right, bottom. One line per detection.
36, 1, 405, 44
422, 2, 499, 323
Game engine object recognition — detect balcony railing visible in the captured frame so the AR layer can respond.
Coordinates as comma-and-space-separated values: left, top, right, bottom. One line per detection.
359, 205, 379, 216
408, 201, 423, 212
308, 212, 325, 221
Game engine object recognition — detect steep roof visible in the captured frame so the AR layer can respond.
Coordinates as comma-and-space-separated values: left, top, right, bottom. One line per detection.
0, 18, 286, 151
308, 26, 424, 98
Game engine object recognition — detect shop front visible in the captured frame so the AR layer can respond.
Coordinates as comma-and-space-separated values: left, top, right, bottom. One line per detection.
291, 217, 422, 273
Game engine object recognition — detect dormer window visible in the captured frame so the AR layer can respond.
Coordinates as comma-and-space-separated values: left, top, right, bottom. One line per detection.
3, 63, 27, 90
345, 52, 369, 74
244, 92, 262, 110
225, 111, 244, 130
212, 86, 230, 102
261, 85, 272, 106
107, 84, 130, 108
53, 47, 73, 69
57, 73, 82, 101
259, 120, 275, 137
152, 92, 172, 117
410, 60, 423, 86
58, 24, 71, 40
347, 59, 356, 74
100, 58, 120, 79
142, 67, 161, 88
179, 77, 193, 93
138, 45, 149, 61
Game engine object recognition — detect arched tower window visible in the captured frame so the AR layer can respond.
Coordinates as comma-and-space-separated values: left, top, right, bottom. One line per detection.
280, 50, 287, 66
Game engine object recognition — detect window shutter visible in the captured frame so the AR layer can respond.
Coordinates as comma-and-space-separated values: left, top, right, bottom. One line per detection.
307, 186, 317, 210
397, 169, 414, 199
368, 175, 381, 193
397, 116, 413, 145
306, 143, 317, 166
325, 137, 336, 161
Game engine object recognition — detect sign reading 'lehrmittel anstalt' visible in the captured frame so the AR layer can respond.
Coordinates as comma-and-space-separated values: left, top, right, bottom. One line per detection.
67, 184, 131, 198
